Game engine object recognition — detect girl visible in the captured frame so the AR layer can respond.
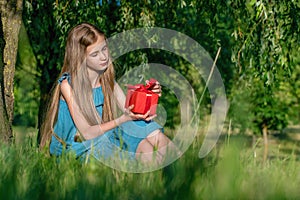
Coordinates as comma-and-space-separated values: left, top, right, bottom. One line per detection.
39, 22, 177, 163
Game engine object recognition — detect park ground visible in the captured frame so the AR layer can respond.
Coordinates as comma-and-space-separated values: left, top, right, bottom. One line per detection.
3, 123, 299, 199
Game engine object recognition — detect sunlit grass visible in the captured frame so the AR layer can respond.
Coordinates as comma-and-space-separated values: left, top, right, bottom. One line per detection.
0, 126, 299, 199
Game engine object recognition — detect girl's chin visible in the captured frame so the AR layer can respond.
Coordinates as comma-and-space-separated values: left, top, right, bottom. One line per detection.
97, 61, 111, 72
100, 65, 107, 69
98, 66, 108, 73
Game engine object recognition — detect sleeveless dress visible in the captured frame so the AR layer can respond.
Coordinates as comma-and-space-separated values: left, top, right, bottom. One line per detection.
49, 73, 162, 161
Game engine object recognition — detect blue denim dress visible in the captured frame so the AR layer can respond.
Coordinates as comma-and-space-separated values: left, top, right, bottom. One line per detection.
49, 73, 162, 160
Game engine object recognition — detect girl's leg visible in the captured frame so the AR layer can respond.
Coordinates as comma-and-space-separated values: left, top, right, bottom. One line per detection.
136, 130, 181, 163
145, 130, 181, 157
135, 138, 163, 163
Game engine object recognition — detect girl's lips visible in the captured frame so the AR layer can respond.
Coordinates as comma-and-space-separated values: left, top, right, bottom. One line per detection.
100, 61, 108, 66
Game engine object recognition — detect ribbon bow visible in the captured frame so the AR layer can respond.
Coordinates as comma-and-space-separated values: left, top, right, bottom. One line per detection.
127, 78, 157, 93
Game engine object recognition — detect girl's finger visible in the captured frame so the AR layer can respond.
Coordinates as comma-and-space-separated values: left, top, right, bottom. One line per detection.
128, 104, 134, 110
151, 89, 162, 97
151, 89, 161, 93
145, 114, 157, 121
124, 105, 134, 115
142, 110, 151, 118
152, 84, 161, 89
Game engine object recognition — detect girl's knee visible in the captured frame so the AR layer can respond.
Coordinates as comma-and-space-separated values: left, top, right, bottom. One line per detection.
147, 129, 161, 138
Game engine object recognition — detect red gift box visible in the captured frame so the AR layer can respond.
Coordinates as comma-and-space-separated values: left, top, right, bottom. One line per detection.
125, 79, 159, 115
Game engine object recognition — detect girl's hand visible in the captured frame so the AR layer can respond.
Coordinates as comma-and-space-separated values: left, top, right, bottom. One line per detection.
123, 105, 157, 122
146, 80, 162, 97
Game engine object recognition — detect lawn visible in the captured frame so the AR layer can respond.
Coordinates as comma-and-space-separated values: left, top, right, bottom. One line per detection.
0, 126, 299, 199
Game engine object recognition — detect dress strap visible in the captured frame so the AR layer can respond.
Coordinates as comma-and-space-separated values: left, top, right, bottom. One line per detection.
58, 72, 71, 85
52, 132, 67, 148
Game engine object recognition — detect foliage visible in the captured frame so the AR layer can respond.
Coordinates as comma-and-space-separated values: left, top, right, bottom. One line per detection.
14, 22, 39, 127
19, 0, 300, 134
10, 1, 300, 198
228, 0, 300, 133
22, 0, 63, 129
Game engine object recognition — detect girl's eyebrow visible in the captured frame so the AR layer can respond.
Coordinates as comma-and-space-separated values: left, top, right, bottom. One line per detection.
101, 43, 107, 49
88, 42, 107, 55
89, 50, 99, 55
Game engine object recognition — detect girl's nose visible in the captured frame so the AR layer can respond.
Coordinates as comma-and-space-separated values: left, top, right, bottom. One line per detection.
100, 51, 107, 60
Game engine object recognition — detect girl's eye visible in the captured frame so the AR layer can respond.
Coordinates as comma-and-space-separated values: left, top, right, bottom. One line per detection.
102, 46, 107, 51
91, 52, 98, 57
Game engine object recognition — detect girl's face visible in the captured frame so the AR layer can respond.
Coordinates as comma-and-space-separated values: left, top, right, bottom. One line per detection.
86, 35, 109, 73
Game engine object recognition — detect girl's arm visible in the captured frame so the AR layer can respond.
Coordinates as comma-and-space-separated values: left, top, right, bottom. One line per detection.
60, 80, 153, 140
113, 82, 126, 112
60, 80, 129, 140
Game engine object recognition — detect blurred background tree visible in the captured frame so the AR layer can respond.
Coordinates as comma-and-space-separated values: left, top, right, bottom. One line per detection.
14, 21, 39, 128
15, 0, 300, 151
227, 0, 299, 161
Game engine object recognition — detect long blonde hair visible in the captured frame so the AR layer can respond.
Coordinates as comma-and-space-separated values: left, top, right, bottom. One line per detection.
39, 23, 116, 149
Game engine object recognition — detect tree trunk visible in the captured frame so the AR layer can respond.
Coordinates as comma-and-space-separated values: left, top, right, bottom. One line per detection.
262, 123, 268, 164
0, 12, 11, 142
0, 0, 23, 142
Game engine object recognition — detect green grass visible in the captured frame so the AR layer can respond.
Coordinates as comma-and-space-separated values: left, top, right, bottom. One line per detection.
0, 127, 299, 199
